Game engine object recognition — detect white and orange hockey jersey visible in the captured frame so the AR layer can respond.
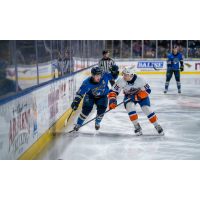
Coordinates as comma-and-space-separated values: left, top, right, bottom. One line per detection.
110, 74, 151, 99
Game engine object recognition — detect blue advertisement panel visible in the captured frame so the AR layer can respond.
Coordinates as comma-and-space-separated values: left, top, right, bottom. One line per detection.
137, 62, 164, 68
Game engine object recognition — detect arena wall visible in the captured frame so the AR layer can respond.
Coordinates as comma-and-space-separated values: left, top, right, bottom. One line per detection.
0, 64, 95, 160
6, 59, 200, 90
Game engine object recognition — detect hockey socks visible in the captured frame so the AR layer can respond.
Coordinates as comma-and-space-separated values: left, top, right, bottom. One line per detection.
77, 106, 92, 126
128, 111, 139, 125
147, 112, 159, 127
165, 81, 169, 90
95, 105, 106, 123
77, 105, 106, 126
177, 81, 181, 90
77, 112, 88, 126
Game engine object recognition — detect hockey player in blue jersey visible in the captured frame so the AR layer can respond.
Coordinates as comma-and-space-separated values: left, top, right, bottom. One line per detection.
71, 65, 119, 131
164, 45, 184, 93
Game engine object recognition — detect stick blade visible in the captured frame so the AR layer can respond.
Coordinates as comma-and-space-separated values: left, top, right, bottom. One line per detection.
64, 119, 68, 127
63, 129, 75, 136
64, 109, 74, 127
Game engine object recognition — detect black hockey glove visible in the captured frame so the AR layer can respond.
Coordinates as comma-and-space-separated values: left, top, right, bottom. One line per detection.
180, 66, 184, 72
110, 65, 119, 76
71, 99, 80, 110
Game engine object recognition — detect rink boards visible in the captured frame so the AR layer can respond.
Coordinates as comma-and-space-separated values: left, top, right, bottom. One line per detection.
0, 66, 93, 160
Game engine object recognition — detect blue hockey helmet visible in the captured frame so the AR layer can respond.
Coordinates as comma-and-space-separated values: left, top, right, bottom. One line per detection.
91, 66, 102, 76
173, 45, 178, 49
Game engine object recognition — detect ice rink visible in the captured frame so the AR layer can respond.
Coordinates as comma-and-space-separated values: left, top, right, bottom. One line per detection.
33, 74, 200, 160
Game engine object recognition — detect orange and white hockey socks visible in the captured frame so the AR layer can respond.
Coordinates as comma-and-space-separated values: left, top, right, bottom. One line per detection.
147, 112, 159, 127
128, 111, 139, 125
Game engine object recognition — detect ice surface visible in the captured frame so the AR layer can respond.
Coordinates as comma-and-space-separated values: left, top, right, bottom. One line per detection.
33, 74, 200, 160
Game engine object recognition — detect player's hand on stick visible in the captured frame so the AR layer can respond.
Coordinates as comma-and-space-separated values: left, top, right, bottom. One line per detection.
109, 99, 117, 109
180, 66, 184, 71
108, 92, 117, 109
71, 99, 80, 111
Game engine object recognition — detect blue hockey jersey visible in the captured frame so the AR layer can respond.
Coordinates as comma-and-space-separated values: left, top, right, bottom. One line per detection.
167, 52, 183, 70
75, 71, 117, 101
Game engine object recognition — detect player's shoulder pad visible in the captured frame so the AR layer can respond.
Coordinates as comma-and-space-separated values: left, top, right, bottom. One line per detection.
167, 53, 172, 58
135, 75, 147, 87
82, 81, 87, 86
177, 52, 183, 57
136, 74, 145, 81
116, 76, 125, 85
82, 77, 90, 86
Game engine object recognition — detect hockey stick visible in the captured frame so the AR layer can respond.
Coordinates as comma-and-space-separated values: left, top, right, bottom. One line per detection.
64, 109, 74, 127
63, 97, 131, 135
152, 64, 181, 71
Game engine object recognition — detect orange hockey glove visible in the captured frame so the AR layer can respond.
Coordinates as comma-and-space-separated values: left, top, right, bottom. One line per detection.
108, 92, 117, 110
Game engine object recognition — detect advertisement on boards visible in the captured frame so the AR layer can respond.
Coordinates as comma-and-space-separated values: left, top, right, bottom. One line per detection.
0, 66, 95, 159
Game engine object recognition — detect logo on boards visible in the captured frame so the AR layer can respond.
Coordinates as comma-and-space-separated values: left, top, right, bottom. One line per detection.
137, 62, 163, 68
195, 63, 200, 70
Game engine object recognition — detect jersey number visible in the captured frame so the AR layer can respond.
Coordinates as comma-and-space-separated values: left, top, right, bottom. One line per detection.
144, 84, 150, 90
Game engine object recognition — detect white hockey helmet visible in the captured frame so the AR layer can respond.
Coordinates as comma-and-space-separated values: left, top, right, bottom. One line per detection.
122, 66, 135, 76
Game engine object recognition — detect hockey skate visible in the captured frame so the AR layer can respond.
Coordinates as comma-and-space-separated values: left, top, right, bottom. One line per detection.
95, 121, 100, 130
178, 89, 181, 93
134, 123, 142, 136
164, 89, 168, 94
155, 125, 164, 135
74, 124, 81, 131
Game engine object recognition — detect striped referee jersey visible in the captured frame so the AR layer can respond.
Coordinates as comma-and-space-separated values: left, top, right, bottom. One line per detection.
98, 57, 116, 72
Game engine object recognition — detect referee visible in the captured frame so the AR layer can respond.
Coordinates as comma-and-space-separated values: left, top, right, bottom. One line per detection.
98, 50, 116, 86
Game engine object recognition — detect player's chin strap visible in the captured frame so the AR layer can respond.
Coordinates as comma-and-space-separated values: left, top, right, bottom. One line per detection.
63, 98, 131, 135
152, 64, 181, 71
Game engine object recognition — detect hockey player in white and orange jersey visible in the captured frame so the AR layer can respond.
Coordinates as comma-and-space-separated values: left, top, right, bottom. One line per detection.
108, 66, 164, 135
